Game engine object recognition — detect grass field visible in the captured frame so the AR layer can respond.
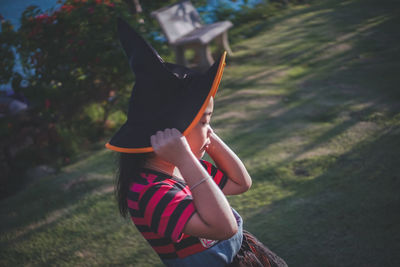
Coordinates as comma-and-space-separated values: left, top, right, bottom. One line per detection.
1, 0, 400, 266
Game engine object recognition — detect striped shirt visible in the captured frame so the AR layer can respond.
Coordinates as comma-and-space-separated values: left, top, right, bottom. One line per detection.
127, 160, 228, 259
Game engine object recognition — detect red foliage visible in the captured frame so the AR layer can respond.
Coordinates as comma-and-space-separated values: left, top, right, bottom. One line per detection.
61, 4, 75, 13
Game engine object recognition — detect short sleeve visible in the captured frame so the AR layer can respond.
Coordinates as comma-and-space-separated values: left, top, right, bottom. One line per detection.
138, 182, 195, 243
200, 160, 228, 190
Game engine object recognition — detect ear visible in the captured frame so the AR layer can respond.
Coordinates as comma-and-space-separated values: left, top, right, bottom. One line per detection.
117, 18, 165, 74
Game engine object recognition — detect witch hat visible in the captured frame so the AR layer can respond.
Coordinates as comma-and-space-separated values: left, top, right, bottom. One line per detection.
105, 18, 226, 153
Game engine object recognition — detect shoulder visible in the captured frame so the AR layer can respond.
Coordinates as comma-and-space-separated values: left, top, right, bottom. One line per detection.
138, 177, 190, 203
134, 169, 185, 192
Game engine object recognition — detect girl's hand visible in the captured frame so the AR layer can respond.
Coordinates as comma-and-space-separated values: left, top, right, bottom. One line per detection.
204, 125, 252, 195
205, 125, 218, 154
150, 128, 194, 167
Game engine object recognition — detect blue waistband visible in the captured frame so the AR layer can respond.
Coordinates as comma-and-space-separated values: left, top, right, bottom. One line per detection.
162, 209, 243, 267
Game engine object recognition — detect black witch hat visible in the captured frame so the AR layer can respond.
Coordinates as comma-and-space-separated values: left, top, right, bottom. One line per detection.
105, 18, 226, 153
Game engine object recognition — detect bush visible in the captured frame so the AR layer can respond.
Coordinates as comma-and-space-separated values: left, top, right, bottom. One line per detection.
0, 0, 163, 197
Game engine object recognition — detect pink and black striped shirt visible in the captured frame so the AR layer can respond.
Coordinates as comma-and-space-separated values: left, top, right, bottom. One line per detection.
127, 160, 228, 259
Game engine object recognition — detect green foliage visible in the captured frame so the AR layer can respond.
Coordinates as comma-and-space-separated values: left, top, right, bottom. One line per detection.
0, 0, 164, 197
209, 0, 290, 43
0, 20, 16, 84
16, 0, 134, 119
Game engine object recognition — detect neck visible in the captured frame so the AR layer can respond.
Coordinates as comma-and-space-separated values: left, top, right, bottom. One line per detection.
144, 155, 176, 176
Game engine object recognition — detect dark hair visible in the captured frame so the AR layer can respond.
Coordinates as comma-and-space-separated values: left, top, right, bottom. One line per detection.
115, 152, 149, 218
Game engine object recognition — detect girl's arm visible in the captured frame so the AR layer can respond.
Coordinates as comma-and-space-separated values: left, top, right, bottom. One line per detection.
151, 128, 238, 240
206, 127, 252, 195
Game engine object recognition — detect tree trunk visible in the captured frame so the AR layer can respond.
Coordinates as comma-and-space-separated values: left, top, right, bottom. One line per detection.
133, 0, 143, 13
123, 0, 143, 14
123, 0, 144, 24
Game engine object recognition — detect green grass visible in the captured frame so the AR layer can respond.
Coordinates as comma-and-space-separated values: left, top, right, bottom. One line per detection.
1, 0, 400, 266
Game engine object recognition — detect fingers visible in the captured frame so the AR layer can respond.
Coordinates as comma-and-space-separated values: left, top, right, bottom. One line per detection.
171, 128, 181, 137
151, 128, 182, 148
149, 128, 192, 166
164, 128, 172, 140
156, 130, 164, 141
150, 134, 158, 148
170, 128, 186, 144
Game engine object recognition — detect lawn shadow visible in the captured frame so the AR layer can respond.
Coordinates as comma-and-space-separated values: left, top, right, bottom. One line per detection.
245, 127, 400, 267
216, 0, 400, 266
214, 0, 400, 160
0, 149, 116, 240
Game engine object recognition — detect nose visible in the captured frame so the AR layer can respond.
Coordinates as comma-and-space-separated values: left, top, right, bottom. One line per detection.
206, 126, 212, 137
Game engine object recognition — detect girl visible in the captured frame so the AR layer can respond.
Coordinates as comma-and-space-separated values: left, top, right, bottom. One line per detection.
107, 18, 287, 267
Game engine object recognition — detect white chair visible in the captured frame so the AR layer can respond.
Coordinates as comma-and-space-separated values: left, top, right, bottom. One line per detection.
152, 0, 233, 69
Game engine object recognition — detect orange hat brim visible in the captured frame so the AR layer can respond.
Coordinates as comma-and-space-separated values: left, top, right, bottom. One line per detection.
105, 52, 227, 153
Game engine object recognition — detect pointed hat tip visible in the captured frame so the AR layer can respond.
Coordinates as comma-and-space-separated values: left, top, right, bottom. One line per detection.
117, 17, 126, 26
117, 17, 133, 34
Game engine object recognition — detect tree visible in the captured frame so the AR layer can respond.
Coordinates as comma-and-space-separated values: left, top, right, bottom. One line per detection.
0, 0, 161, 194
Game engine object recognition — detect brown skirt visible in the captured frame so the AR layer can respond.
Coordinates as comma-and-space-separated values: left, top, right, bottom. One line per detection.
227, 230, 288, 267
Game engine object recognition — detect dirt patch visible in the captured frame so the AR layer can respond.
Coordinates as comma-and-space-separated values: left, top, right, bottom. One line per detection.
62, 176, 87, 191
245, 68, 288, 83
213, 111, 248, 121
75, 249, 95, 258
14, 208, 72, 239
96, 185, 114, 194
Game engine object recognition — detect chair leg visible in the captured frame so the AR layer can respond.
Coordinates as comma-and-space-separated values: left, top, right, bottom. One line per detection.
174, 46, 187, 66
194, 44, 213, 69
216, 31, 233, 56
